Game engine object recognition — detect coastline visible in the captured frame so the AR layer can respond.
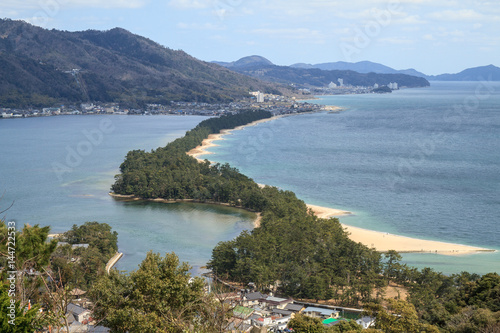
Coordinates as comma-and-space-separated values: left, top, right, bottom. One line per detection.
111, 193, 494, 256
183, 114, 495, 256
109, 193, 261, 227
306, 204, 494, 256
187, 115, 284, 162
106, 252, 124, 274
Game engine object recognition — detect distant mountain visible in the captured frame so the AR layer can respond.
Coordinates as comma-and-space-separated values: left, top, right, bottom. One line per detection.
429, 65, 500, 81
0, 19, 284, 108
213, 55, 274, 69
219, 57, 430, 89
291, 60, 428, 78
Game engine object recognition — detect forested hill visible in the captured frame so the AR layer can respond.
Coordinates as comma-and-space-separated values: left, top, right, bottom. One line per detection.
0, 19, 284, 108
111, 109, 385, 304
110, 110, 500, 332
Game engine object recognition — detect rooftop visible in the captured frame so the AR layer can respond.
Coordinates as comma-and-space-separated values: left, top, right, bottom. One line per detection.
304, 306, 339, 317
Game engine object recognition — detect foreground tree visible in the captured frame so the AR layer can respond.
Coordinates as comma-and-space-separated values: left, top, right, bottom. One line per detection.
288, 314, 325, 333
363, 299, 440, 333
0, 222, 58, 306
91, 251, 216, 332
0, 284, 42, 332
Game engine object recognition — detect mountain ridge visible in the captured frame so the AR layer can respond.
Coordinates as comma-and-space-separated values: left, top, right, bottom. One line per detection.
213, 56, 430, 88
218, 56, 499, 81
428, 64, 500, 81
290, 60, 428, 78
0, 19, 285, 108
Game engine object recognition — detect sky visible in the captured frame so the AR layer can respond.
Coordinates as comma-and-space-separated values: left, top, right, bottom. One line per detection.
1, 0, 499, 75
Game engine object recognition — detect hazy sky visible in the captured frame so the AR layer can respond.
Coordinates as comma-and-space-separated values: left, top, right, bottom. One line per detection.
1, 0, 499, 75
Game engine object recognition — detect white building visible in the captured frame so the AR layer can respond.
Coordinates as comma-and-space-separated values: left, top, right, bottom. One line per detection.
338, 78, 344, 86
328, 81, 337, 89
249, 91, 265, 103
388, 82, 398, 90
256, 92, 264, 103
356, 316, 376, 329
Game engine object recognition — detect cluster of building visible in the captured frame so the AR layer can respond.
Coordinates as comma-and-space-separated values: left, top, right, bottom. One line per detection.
0, 93, 330, 119
37, 288, 110, 333
295, 78, 400, 95
220, 290, 375, 332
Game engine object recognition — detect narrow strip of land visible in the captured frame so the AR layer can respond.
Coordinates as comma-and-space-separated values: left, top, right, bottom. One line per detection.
187, 115, 283, 162
106, 252, 124, 274
307, 205, 494, 256
185, 114, 495, 256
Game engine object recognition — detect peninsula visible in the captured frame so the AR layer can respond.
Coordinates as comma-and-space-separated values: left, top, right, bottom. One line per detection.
184, 114, 493, 256
110, 108, 496, 304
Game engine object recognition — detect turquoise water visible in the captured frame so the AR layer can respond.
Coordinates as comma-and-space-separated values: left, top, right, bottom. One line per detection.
201, 82, 500, 275
0, 115, 255, 272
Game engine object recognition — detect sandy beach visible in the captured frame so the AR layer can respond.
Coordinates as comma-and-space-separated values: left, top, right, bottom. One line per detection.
187, 113, 495, 256
187, 115, 283, 162
306, 204, 494, 256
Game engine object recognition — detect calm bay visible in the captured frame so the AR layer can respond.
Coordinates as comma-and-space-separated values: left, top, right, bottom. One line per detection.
0, 115, 255, 272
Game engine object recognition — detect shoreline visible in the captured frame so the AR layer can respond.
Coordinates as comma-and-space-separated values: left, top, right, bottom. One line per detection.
109, 193, 495, 256
109, 193, 261, 227
306, 204, 495, 256
106, 252, 124, 274
187, 114, 284, 162
183, 113, 495, 256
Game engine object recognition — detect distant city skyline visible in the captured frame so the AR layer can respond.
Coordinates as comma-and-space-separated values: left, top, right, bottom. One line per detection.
1, 0, 499, 75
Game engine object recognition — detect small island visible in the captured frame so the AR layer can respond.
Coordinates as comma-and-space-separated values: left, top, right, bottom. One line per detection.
372, 85, 393, 93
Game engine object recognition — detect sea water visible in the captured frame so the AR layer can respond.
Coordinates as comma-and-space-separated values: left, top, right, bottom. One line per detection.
202, 81, 500, 275
0, 115, 255, 272
1, 82, 498, 275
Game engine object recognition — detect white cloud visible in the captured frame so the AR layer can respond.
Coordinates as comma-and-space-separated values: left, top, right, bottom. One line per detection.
0, 0, 147, 10
393, 15, 427, 25
378, 37, 414, 45
169, 0, 213, 9
250, 27, 324, 41
428, 9, 485, 21
177, 22, 225, 30
67, 0, 147, 8
22, 15, 55, 27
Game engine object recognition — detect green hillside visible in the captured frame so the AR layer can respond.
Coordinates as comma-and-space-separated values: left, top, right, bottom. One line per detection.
0, 19, 284, 108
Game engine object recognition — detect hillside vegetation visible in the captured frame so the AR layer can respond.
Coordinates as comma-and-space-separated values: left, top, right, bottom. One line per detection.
0, 19, 284, 108
110, 111, 500, 332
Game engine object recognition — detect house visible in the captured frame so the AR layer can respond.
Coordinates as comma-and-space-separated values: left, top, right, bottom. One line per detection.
271, 308, 293, 317
356, 316, 376, 329
262, 296, 293, 309
242, 291, 267, 307
66, 303, 91, 323
274, 315, 292, 330
303, 306, 340, 320
233, 306, 255, 320
252, 316, 273, 327
284, 303, 304, 313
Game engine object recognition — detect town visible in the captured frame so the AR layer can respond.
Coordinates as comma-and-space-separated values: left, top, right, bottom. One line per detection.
0, 82, 399, 119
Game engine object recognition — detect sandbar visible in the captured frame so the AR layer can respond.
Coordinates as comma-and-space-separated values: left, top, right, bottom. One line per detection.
306, 204, 494, 256
184, 113, 495, 256
187, 115, 283, 162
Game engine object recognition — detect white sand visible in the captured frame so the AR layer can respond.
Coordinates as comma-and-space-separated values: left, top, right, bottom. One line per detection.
307, 204, 494, 256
